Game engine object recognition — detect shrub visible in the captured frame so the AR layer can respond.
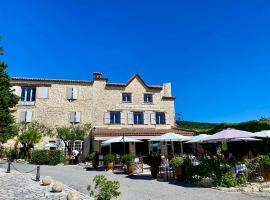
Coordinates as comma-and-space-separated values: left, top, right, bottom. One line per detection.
0, 145, 5, 158
169, 156, 185, 169
220, 172, 237, 187
237, 173, 248, 185
103, 154, 115, 164
144, 154, 161, 167
31, 150, 64, 165
122, 154, 135, 164
87, 152, 98, 161
87, 175, 121, 200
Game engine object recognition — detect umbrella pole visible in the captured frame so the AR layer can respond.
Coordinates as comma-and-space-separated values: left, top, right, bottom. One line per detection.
171, 140, 174, 155
180, 142, 183, 155
123, 134, 125, 155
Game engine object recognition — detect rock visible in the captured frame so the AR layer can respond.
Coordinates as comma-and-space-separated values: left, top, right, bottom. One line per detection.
240, 187, 252, 193
251, 186, 260, 192
42, 176, 52, 186
67, 192, 79, 200
259, 187, 270, 193
52, 182, 63, 193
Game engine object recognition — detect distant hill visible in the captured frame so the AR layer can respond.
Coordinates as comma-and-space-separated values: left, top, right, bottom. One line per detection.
176, 118, 270, 134
176, 120, 218, 132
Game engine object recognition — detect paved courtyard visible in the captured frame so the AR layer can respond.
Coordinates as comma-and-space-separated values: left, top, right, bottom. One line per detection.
1, 162, 270, 200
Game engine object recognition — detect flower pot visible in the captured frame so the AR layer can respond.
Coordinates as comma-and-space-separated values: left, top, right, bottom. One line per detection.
106, 162, 114, 171
261, 165, 270, 181
127, 163, 136, 174
92, 160, 99, 169
151, 166, 159, 178
175, 167, 183, 180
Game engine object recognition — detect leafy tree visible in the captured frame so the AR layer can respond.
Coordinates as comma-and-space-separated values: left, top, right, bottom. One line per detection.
87, 175, 121, 200
0, 37, 20, 143
17, 122, 53, 159
56, 124, 91, 155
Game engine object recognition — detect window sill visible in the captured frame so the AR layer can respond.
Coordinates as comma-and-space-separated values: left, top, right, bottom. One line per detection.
18, 101, 36, 106
122, 101, 132, 103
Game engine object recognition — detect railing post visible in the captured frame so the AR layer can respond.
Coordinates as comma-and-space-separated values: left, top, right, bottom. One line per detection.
36, 166, 40, 181
6, 161, 11, 173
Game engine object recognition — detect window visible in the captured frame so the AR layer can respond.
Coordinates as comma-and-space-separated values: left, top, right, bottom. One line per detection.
156, 112, 165, 124
67, 87, 78, 100
110, 111, 121, 124
133, 112, 144, 124
20, 111, 33, 122
144, 94, 153, 103
21, 87, 36, 102
69, 112, 81, 123
122, 93, 132, 102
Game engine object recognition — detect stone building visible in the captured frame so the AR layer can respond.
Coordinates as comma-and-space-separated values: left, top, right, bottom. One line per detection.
11, 72, 194, 156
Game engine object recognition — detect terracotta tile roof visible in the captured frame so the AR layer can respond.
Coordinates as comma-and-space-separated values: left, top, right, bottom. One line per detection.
93, 127, 195, 137
11, 77, 93, 85
106, 74, 163, 90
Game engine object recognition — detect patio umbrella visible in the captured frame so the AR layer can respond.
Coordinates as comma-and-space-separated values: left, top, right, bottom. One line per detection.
201, 128, 256, 143
102, 136, 142, 154
254, 130, 270, 138
229, 137, 262, 142
149, 132, 191, 154
185, 134, 210, 143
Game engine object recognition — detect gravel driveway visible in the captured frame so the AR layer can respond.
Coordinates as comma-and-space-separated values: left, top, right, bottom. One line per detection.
1, 162, 269, 200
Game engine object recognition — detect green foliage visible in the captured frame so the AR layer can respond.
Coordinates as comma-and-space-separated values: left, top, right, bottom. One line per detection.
144, 154, 161, 167
176, 120, 217, 132
237, 173, 248, 185
56, 124, 91, 153
87, 152, 97, 161
31, 150, 64, 165
122, 154, 135, 164
246, 155, 270, 176
0, 38, 20, 143
169, 156, 185, 169
103, 154, 115, 163
87, 175, 121, 200
220, 172, 238, 187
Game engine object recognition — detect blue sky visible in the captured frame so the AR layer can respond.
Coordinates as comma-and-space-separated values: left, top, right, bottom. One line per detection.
1, 0, 270, 123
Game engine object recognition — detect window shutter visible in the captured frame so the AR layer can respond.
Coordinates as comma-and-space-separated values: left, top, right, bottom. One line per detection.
144, 112, 148, 124
104, 112, 110, 124
150, 112, 156, 125
67, 88, 73, 99
75, 112, 81, 123
20, 111, 26, 122
128, 113, 134, 125
120, 112, 125, 124
26, 111, 33, 122
37, 87, 48, 98
70, 112, 75, 123
72, 88, 78, 100
165, 113, 170, 125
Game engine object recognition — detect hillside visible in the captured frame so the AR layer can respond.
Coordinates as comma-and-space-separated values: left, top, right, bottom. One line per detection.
176, 120, 218, 132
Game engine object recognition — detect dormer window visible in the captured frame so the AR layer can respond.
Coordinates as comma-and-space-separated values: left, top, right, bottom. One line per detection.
144, 94, 153, 103
122, 93, 132, 103
21, 87, 36, 102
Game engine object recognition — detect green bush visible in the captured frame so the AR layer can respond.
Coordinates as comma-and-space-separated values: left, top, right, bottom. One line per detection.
144, 154, 161, 167
169, 156, 185, 169
103, 154, 115, 164
87, 152, 98, 161
220, 172, 237, 187
122, 154, 135, 164
87, 175, 121, 200
31, 150, 64, 165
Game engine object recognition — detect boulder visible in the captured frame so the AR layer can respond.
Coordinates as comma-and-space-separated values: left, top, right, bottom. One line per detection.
259, 187, 270, 193
42, 176, 52, 186
240, 187, 252, 193
52, 182, 63, 193
67, 192, 80, 200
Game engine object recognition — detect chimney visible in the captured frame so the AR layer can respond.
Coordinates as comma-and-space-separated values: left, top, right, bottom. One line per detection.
93, 72, 102, 80
163, 83, 172, 97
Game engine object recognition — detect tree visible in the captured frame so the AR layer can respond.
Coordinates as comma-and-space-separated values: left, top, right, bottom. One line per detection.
0, 37, 20, 143
56, 124, 91, 156
17, 122, 52, 159
87, 175, 121, 200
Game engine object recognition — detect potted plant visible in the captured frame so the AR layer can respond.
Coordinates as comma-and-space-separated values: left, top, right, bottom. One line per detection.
104, 154, 115, 171
122, 154, 136, 174
145, 155, 161, 178
88, 152, 99, 169
169, 156, 185, 180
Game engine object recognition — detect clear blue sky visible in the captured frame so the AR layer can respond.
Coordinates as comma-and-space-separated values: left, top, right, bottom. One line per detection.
1, 0, 270, 123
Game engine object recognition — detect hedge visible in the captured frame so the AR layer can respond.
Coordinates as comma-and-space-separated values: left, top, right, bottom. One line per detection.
31, 150, 64, 165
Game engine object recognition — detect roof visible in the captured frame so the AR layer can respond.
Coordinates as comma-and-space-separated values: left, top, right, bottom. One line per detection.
106, 74, 163, 90
93, 127, 195, 137
11, 77, 93, 85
